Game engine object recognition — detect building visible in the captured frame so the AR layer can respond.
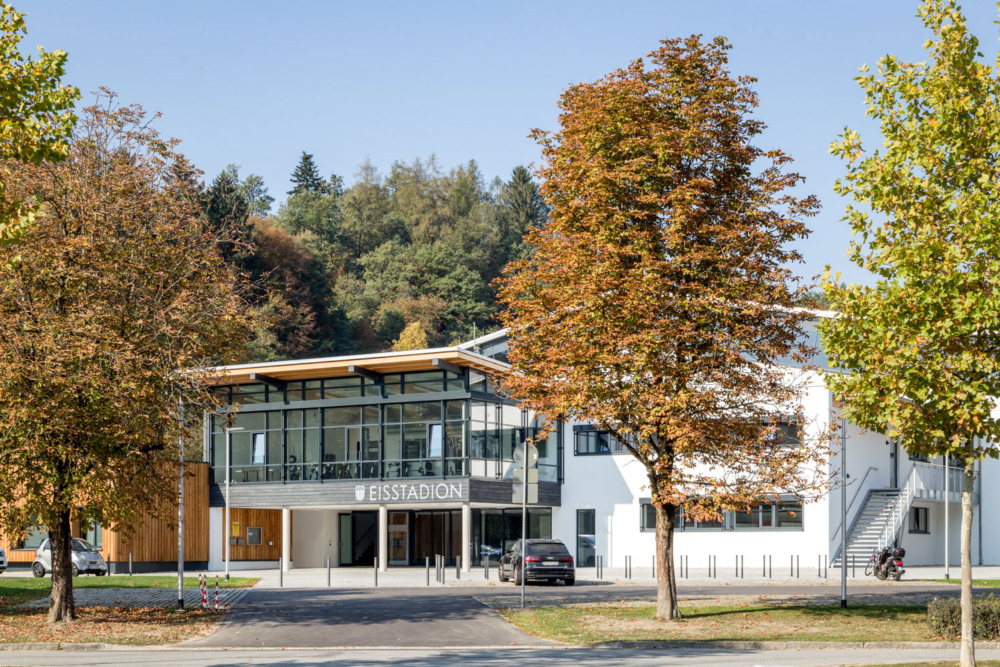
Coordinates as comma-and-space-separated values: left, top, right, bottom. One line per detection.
2, 319, 989, 573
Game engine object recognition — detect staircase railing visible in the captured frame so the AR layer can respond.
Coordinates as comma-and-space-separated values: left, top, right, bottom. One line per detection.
876, 461, 981, 549
830, 466, 880, 541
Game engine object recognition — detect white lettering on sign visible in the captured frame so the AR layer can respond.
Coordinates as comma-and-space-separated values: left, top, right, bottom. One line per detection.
360, 482, 465, 503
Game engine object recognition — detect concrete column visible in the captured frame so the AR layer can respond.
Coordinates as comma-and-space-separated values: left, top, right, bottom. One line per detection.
462, 502, 471, 572
378, 505, 388, 572
331, 511, 340, 567
281, 507, 291, 571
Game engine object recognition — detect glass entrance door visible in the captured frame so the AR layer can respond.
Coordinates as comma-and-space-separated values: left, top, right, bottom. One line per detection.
389, 512, 409, 565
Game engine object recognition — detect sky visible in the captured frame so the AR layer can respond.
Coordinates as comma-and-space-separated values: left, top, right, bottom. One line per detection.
18, 0, 1000, 286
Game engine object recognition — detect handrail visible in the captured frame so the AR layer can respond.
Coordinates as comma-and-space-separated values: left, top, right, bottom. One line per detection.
830, 466, 880, 540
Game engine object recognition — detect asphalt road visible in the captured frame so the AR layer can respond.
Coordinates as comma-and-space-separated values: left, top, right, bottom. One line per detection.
1, 647, 1000, 667
183, 587, 556, 648
178, 581, 965, 650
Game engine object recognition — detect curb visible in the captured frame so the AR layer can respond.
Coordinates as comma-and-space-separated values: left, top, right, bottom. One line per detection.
1, 640, 996, 652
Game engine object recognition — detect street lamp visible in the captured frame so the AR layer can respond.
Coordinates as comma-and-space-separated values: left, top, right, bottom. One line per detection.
224, 426, 243, 582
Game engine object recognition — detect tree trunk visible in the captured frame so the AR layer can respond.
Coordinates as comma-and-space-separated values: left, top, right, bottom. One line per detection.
960, 456, 976, 667
654, 504, 682, 620
47, 509, 75, 624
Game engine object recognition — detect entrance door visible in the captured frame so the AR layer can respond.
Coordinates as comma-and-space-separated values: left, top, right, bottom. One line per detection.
414, 511, 451, 565
351, 512, 377, 567
389, 512, 409, 566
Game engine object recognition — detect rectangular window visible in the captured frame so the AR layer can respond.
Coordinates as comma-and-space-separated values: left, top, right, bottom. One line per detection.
247, 526, 262, 546
18, 517, 46, 550
640, 500, 657, 532
577, 509, 596, 567
910, 506, 929, 534
252, 433, 266, 465
573, 425, 627, 455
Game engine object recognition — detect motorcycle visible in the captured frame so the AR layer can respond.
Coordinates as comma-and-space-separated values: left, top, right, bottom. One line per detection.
865, 546, 905, 581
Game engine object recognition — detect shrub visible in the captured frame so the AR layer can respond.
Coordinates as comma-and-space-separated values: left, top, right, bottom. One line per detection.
928, 595, 1000, 640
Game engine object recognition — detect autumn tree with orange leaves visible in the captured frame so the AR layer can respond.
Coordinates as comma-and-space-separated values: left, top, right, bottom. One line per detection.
498, 35, 828, 620
0, 93, 255, 623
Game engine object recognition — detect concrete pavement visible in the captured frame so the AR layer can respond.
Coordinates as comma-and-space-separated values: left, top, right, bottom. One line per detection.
0, 647, 999, 667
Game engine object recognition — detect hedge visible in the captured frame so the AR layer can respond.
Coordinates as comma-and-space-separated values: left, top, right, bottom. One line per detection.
928, 595, 1000, 640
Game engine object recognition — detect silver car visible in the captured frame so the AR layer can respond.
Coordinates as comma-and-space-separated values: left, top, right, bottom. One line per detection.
32, 538, 107, 577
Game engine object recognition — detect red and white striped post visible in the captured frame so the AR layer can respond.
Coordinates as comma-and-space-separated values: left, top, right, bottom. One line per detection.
214, 575, 219, 612
201, 574, 207, 609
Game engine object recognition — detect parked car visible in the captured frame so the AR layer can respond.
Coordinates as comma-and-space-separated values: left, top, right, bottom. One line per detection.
32, 538, 107, 578
0, 546, 6, 574
498, 539, 575, 586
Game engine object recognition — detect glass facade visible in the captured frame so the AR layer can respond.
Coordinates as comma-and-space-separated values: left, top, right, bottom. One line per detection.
208, 370, 562, 485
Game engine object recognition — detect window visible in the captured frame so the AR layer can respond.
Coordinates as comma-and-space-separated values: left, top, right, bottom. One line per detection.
17, 517, 46, 550
673, 498, 805, 531
640, 500, 657, 532
573, 425, 628, 455
247, 526, 263, 546
910, 507, 929, 534
577, 509, 596, 567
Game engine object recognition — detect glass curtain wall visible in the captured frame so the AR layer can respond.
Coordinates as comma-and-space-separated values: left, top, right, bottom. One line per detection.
322, 405, 379, 479
471, 508, 553, 566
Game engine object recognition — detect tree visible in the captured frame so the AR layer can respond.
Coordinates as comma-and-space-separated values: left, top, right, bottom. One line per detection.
392, 320, 430, 351
497, 35, 825, 621
288, 151, 327, 195
819, 2, 1000, 664
0, 94, 255, 622
0, 3, 79, 248
240, 173, 274, 216
206, 167, 255, 274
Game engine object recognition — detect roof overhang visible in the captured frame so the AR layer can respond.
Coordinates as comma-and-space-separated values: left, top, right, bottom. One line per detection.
199, 347, 512, 387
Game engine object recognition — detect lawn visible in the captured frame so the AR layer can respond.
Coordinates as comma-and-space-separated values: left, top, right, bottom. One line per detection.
0, 574, 258, 608
0, 574, 259, 645
927, 579, 1000, 588
499, 602, 937, 644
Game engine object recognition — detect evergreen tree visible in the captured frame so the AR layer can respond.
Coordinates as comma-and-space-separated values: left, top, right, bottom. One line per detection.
206, 169, 255, 275
288, 151, 327, 195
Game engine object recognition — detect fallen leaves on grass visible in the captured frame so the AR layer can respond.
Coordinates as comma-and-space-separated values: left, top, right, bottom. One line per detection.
0, 606, 223, 645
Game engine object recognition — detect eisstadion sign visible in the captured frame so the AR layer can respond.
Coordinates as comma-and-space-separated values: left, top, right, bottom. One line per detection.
353, 480, 467, 504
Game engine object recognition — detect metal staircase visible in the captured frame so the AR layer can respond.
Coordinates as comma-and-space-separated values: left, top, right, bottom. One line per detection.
831, 490, 898, 567
832, 461, 981, 567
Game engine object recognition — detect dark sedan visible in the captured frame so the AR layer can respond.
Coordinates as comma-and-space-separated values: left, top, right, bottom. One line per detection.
499, 539, 575, 585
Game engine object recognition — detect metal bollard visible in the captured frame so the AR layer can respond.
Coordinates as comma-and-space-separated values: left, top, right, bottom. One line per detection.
796, 555, 800, 578
769, 555, 772, 579
818, 555, 821, 578
279, 556, 283, 588
456, 556, 460, 581
791, 555, 794, 577
852, 554, 856, 579
485, 555, 489, 579
652, 554, 656, 580
763, 555, 766, 577
327, 557, 331, 587
825, 555, 828, 579
129, 552, 133, 576
374, 559, 378, 587
426, 557, 430, 586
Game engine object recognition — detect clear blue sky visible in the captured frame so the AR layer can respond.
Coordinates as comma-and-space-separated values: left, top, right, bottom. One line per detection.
19, 0, 1000, 286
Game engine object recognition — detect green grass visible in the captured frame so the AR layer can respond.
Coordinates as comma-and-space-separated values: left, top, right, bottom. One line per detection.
499, 603, 936, 644
927, 578, 1000, 588
0, 575, 258, 608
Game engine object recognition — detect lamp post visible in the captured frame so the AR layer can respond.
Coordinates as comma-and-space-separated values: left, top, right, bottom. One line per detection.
841, 414, 848, 609
177, 398, 185, 611
224, 426, 243, 582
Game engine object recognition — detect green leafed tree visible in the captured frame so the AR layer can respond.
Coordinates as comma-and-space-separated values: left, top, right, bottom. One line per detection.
240, 173, 274, 216
288, 151, 328, 196
0, 3, 80, 248
819, 2, 1000, 664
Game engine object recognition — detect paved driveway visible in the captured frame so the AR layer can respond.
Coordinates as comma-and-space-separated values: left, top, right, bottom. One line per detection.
184, 587, 557, 648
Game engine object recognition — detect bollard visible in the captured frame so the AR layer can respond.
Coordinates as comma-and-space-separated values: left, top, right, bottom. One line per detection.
426, 557, 430, 587
797, 555, 800, 579
215, 575, 219, 612
456, 556, 460, 581
852, 554, 855, 579
129, 552, 133, 576
791, 555, 794, 577
652, 554, 656, 580
201, 574, 207, 610
374, 559, 378, 587
824, 554, 828, 579
763, 555, 766, 577
769, 555, 772, 579
327, 557, 331, 588
818, 555, 821, 578
709, 555, 712, 578
485, 555, 489, 580
686, 555, 689, 579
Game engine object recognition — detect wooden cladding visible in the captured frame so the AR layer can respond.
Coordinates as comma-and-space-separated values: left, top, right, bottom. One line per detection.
110, 462, 210, 563
206, 348, 512, 386
0, 462, 210, 565
224, 508, 285, 561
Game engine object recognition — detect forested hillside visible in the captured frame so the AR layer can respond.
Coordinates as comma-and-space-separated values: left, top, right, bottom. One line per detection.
197, 152, 546, 362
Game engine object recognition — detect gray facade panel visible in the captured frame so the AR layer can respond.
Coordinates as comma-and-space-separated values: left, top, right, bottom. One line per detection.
210, 478, 561, 508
